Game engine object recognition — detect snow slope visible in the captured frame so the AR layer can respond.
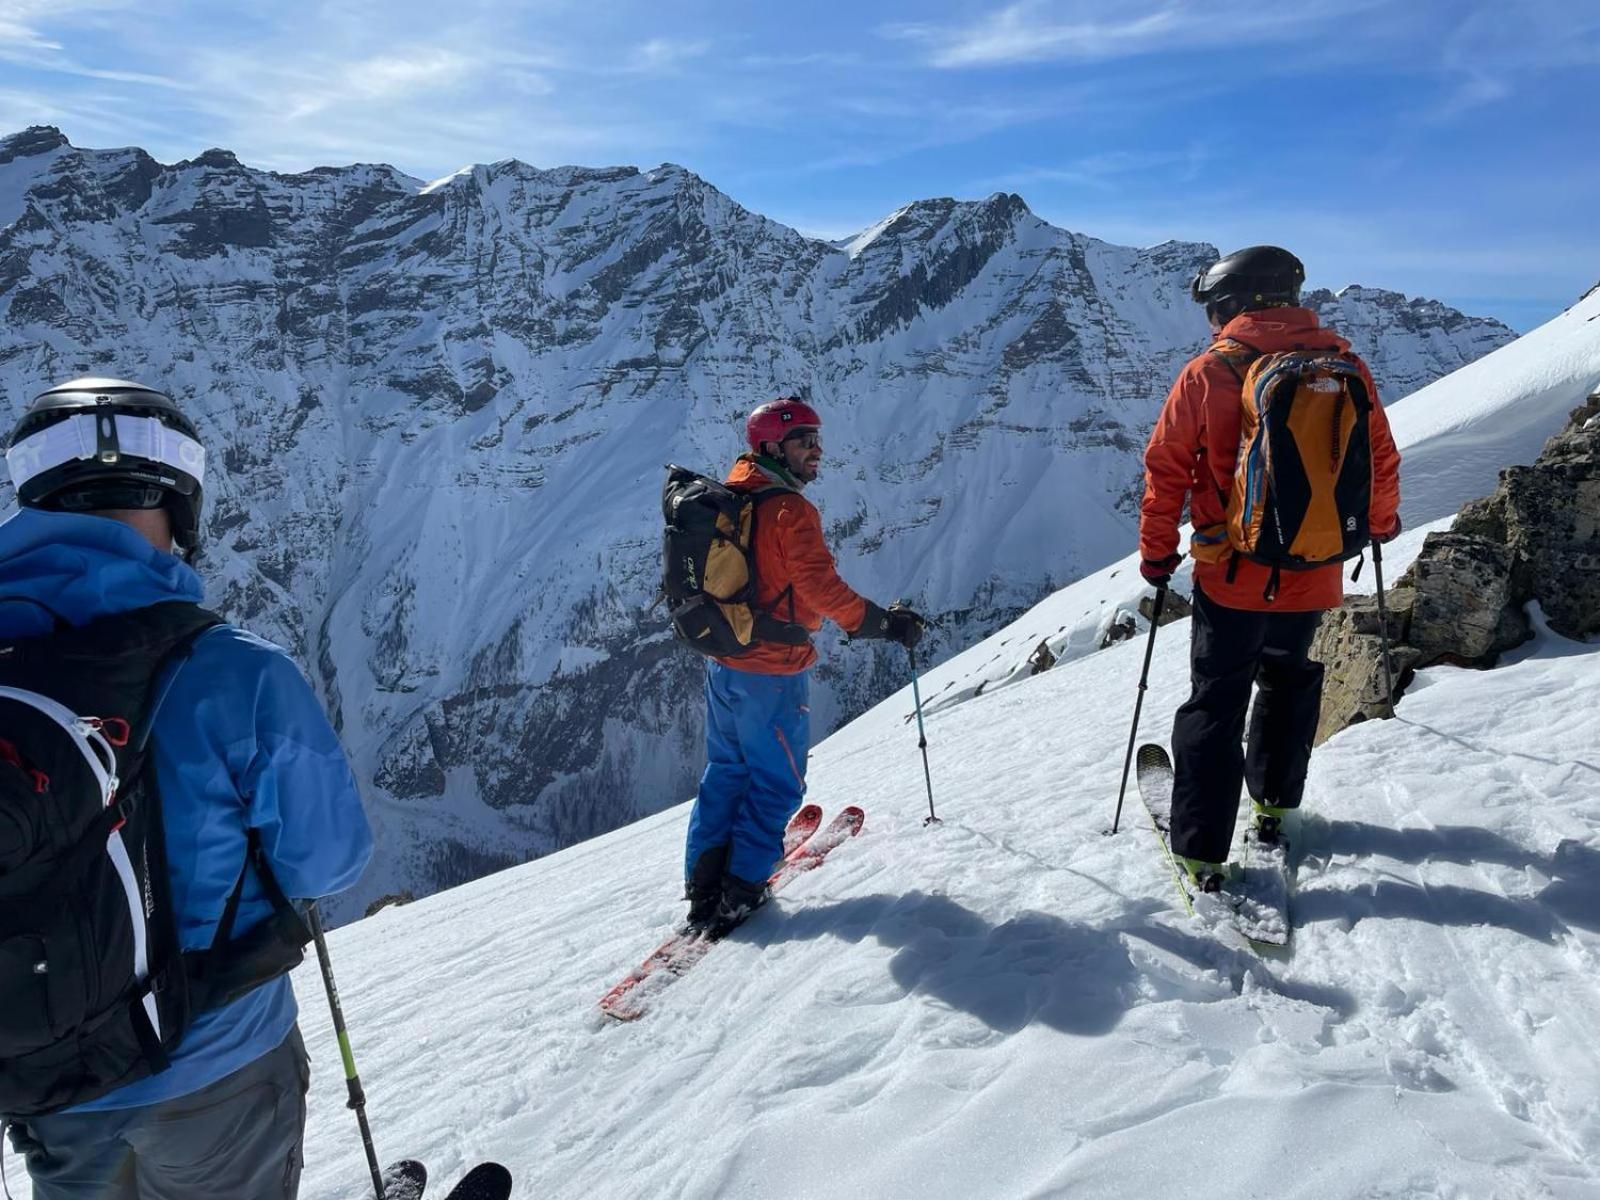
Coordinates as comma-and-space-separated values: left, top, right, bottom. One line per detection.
1388, 285, 1600, 527
160, 595, 1595, 1199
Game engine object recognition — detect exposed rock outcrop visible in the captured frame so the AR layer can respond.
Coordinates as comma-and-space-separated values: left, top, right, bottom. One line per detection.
1312, 394, 1600, 743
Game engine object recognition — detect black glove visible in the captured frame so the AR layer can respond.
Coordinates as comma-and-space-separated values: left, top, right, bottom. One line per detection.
853, 601, 926, 649
1140, 553, 1182, 589
884, 603, 926, 649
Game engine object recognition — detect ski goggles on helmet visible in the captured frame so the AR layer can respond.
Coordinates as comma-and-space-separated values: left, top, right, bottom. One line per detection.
7, 412, 206, 504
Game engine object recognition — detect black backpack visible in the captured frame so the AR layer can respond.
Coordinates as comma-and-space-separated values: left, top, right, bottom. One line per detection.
0, 601, 312, 1117
660, 465, 810, 658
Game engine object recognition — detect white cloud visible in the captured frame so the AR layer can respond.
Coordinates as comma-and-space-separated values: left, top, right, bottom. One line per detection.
285, 50, 476, 119
0, 0, 184, 85
888, 0, 1396, 69
0, 0, 65, 50
629, 37, 711, 74
981, 145, 1208, 193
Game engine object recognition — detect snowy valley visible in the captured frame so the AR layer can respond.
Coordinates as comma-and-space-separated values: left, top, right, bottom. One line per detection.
0, 126, 1521, 910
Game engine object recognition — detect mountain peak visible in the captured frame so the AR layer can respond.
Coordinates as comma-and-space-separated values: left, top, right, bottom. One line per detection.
0, 126, 71, 164
184, 147, 243, 170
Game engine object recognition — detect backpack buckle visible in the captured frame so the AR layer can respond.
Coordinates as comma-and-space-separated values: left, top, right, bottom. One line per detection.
89, 717, 132, 747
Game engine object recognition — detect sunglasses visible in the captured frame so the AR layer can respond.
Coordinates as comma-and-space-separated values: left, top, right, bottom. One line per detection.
783, 431, 821, 450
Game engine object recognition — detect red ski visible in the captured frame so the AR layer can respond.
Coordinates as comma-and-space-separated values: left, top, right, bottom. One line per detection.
599, 805, 863, 1022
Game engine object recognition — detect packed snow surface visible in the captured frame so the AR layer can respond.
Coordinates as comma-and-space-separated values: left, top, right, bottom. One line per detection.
290, 604, 1599, 1198
15, 535, 1595, 1198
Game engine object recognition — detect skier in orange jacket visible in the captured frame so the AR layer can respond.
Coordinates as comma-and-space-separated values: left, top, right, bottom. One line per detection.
683, 397, 923, 936
1139, 246, 1402, 888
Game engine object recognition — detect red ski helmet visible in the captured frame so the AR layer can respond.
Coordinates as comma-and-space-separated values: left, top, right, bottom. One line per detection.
746, 396, 821, 453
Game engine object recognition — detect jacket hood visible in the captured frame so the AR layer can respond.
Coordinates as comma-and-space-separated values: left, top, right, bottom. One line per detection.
0, 508, 204, 637
1218, 306, 1351, 355
727, 453, 804, 492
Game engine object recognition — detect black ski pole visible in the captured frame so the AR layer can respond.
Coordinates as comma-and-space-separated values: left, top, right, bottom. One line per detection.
907, 645, 939, 825
309, 904, 386, 1200
1371, 540, 1398, 718
1109, 586, 1166, 835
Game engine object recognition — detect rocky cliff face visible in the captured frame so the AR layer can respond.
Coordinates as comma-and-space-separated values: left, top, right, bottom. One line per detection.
0, 127, 1519, 908
1313, 394, 1600, 742
1305, 286, 1515, 400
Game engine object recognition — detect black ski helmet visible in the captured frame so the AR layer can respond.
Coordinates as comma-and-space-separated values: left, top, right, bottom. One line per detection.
6, 376, 205, 555
1190, 245, 1305, 324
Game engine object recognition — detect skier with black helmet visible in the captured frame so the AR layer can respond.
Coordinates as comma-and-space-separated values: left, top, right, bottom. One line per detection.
681, 396, 923, 938
1139, 249, 1402, 890
1, 377, 372, 1199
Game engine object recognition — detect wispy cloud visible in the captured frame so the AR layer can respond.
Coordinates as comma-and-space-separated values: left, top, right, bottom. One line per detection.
887, 0, 1376, 69
1416, 0, 1600, 122
627, 37, 712, 74
0, 0, 66, 50
0, 0, 184, 86
283, 50, 478, 120
980, 144, 1208, 193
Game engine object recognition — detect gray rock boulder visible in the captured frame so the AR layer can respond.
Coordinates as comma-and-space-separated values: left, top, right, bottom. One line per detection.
1311, 393, 1599, 744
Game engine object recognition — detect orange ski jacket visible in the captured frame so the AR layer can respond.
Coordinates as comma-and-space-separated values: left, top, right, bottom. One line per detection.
1139, 307, 1402, 612
714, 455, 870, 675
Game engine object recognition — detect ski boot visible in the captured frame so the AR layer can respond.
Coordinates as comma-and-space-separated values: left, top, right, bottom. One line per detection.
1176, 855, 1230, 894
1251, 801, 1290, 846
703, 874, 770, 941
682, 844, 730, 933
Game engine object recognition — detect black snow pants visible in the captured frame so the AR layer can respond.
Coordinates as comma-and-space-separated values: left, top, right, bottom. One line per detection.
1169, 583, 1326, 864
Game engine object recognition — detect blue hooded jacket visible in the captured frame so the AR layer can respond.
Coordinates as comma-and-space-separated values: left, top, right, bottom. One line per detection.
0, 509, 373, 1111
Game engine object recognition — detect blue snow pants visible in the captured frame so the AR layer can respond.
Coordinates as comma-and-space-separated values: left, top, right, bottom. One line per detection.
684, 662, 811, 885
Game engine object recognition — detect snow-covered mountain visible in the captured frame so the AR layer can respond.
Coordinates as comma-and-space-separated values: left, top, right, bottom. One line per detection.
7, 276, 1588, 1200
0, 127, 1518, 908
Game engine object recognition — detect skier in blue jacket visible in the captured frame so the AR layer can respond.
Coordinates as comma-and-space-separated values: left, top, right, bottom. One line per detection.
0, 378, 373, 1199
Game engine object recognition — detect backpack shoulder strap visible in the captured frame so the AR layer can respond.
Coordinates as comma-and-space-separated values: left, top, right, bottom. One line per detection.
128, 609, 226, 756
0, 596, 71, 634
1207, 337, 1263, 384
739, 487, 810, 646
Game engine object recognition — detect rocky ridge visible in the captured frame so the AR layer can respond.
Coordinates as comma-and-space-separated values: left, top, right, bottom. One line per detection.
1313, 391, 1600, 742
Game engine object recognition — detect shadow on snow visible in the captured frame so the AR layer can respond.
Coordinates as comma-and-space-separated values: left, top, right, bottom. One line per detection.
1295, 819, 1600, 941
735, 890, 1356, 1036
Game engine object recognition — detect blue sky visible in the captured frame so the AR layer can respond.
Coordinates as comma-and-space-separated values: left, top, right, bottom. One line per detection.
2, 0, 1595, 330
